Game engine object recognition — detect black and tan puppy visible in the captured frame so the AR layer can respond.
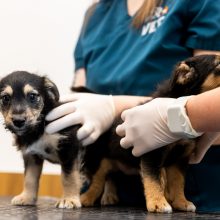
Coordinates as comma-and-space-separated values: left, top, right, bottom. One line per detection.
79, 54, 220, 212
1, 54, 220, 212
0, 72, 83, 208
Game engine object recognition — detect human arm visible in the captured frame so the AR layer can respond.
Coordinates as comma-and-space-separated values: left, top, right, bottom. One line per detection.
45, 92, 151, 146
115, 49, 220, 158
73, 68, 86, 87
116, 87, 220, 159
194, 50, 220, 56
186, 87, 220, 132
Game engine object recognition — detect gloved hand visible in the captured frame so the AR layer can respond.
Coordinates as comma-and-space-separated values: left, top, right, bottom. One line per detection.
116, 98, 183, 157
189, 132, 220, 164
45, 93, 115, 146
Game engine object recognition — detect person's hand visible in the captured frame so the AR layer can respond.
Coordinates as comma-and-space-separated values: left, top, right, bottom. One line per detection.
45, 93, 115, 146
116, 98, 182, 157
189, 132, 220, 164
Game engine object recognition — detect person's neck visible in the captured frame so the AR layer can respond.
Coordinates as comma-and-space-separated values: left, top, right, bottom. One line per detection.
127, 0, 144, 16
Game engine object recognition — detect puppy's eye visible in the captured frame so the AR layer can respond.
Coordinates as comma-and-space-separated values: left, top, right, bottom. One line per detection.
27, 93, 40, 103
0, 94, 11, 105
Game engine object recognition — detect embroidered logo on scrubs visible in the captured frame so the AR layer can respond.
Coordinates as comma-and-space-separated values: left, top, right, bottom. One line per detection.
141, 6, 169, 36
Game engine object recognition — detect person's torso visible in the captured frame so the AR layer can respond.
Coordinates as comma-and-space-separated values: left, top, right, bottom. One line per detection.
78, 0, 213, 95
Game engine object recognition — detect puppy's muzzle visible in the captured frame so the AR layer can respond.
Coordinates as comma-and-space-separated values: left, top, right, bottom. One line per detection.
11, 115, 26, 129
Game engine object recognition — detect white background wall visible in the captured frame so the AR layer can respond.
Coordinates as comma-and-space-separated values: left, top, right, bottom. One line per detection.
0, 0, 92, 174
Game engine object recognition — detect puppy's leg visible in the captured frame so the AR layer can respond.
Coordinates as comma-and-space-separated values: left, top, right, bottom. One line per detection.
100, 178, 119, 206
81, 158, 114, 206
165, 165, 196, 212
11, 154, 43, 206
56, 160, 82, 209
140, 155, 172, 213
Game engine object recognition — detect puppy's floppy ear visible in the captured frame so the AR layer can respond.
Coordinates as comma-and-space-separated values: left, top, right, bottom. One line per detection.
172, 62, 198, 86
43, 77, 60, 103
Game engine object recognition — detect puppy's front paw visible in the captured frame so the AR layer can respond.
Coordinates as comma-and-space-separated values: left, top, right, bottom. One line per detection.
172, 199, 196, 212
147, 199, 172, 213
80, 193, 96, 207
101, 192, 119, 206
11, 193, 37, 206
55, 197, 81, 209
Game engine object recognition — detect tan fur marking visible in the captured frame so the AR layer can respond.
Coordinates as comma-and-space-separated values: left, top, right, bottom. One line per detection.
214, 55, 220, 65
23, 161, 42, 195
1, 85, 13, 96
176, 62, 195, 85
81, 158, 114, 207
4, 109, 26, 128
3, 109, 12, 123
165, 166, 195, 212
179, 62, 190, 71
26, 106, 43, 125
201, 73, 220, 93
141, 176, 171, 212
62, 170, 81, 197
44, 78, 54, 87
0, 86, 13, 119
23, 85, 43, 121
23, 84, 36, 95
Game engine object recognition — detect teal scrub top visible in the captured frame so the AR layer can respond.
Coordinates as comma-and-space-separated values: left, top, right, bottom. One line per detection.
74, 0, 220, 96
74, 0, 220, 213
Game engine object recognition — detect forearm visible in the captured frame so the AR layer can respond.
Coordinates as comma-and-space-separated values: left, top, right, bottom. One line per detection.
186, 87, 220, 132
73, 69, 150, 116
113, 96, 152, 116
73, 68, 86, 87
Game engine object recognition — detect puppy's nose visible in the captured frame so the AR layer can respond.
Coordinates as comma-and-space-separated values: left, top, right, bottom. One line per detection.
12, 117, 26, 128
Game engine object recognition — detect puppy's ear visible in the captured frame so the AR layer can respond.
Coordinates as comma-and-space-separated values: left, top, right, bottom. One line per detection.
172, 62, 198, 86
214, 55, 220, 70
43, 77, 60, 103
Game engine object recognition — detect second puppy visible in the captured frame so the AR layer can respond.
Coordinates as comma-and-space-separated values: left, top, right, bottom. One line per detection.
79, 54, 220, 212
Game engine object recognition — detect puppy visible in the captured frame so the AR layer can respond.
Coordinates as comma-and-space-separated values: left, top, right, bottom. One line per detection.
0, 71, 83, 208
1, 54, 220, 212
78, 54, 220, 212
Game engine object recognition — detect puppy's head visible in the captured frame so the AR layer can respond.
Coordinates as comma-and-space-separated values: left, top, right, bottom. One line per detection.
169, 54, 220, 97
0, 71, 59, 136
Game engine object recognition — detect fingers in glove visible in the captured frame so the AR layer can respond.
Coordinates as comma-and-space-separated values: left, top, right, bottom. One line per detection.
120, 137, 133, 149
45, 112, 82, 134
81, 131, 100, 146
116, 124, 125, 137
132, 146, 144, 157
76, 123, 95, 141
121, 110, 128, 121
46, 102, 76, 121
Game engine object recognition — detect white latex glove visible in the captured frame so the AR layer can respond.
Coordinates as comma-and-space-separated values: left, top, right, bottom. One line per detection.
45, 93, 115, 146
189, 132, 220, 164
116, 98, 183, 157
